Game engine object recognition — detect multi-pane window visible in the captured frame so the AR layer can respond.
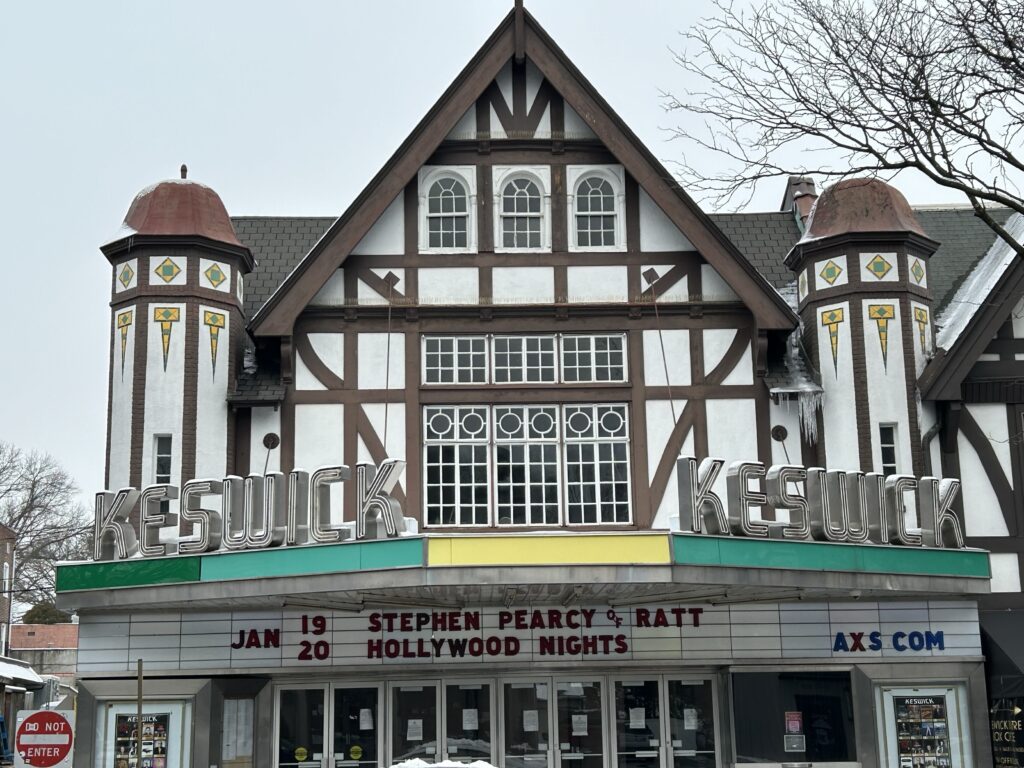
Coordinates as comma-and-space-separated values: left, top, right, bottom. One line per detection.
495, 406, 560, 525
561, 335, 626, 382
154, 435, 173, 515
564, 405, 630, 523
879, 424, 898, 476
422, 334, 627, 385
427, 177, 469, 249
424, 337, 487, 384
493, 336, 557, 383
574, 177, 616, 247
501, 178, 542, 248
424, 407, 490, 526
423, 405, 630, 527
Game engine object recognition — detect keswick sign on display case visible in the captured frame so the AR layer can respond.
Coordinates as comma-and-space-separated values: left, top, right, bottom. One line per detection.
92, 455, 968, 562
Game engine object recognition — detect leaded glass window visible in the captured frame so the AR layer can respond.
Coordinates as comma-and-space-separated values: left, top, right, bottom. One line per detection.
561, 334, 626, 383
492, 335, 557, 383
563, 405, 630, 524
424, 406, 490, 526
423, 336, 487, 384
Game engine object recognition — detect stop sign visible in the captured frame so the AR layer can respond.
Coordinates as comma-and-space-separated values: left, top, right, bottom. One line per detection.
14, 711, 75, 768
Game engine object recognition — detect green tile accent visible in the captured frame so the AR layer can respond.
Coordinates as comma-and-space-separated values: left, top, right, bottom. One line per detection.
56, 557, 201, 591
199, 538, 423, 581
672, 534, 990, 578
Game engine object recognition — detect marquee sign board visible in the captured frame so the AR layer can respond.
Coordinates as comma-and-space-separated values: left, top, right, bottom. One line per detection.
15, 711, 75, 768
75, 600, 981, 674
92, 455, 967, 562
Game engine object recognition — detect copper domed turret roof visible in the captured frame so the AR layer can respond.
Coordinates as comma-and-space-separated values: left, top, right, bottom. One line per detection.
800, 178, 928, 241
118, 178, 244, 247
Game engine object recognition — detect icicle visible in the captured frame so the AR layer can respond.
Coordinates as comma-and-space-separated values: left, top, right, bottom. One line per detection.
798, 391, 822, 444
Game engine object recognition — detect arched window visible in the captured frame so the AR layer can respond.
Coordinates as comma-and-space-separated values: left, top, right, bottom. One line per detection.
427, 177, 468, 248
574, 176, 616, 247
501, 178, 542, 249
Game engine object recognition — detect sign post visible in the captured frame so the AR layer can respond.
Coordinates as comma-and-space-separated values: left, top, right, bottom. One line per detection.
14, 710, 74, 768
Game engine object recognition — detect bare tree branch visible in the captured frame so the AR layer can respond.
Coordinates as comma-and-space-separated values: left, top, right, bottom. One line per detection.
0, 442, 91, 612
664, 0, 1024, 255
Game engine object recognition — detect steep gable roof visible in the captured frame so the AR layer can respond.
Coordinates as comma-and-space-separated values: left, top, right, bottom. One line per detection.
249, 8, 797, 336
919, 213, 1024, 400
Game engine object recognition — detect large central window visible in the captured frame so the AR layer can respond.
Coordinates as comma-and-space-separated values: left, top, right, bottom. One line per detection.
424, 404, 631, 527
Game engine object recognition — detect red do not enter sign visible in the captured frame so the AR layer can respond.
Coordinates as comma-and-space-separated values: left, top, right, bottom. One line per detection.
15, 711, 74, 768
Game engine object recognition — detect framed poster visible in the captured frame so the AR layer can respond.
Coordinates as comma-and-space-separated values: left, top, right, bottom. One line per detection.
113, 714, 169, 768
879, 687, 971, 768
97, 703, 190, 768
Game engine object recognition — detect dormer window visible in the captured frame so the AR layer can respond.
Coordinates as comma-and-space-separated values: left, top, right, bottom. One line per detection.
418, 166, 477, 253
567, 165, 626, 252
493, 166, 551, 252
427, 177, 468, 248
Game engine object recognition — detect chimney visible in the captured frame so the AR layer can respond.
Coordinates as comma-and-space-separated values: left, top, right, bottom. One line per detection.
780, 176, 818, 232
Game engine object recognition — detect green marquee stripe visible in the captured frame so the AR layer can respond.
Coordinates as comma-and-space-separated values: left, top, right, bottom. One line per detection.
56, 557, 201, 591
199, 538, 423, 581
56, 538, 424, 592
672, 534, 990, 578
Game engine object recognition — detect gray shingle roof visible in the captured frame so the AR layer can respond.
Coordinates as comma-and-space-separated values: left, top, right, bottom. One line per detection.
232, 216, 336, 320
230, 208, 1005, 321
228, 366, 286, 405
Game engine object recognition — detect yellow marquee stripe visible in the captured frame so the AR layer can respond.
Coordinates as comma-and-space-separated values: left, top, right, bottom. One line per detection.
427, 534, 670, 566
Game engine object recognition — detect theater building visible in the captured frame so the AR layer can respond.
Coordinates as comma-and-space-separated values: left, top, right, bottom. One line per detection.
55, 6, 1024, 768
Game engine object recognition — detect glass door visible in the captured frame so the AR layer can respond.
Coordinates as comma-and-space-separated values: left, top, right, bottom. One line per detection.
666, 680, 717, 768
614, 680, 662, 768
278, 687, 327, 768
390, 683, 440, 763
555, 680, 605, 768
332, 685, 381, 768
444, 681, 494, 763
503, 680, 552, 768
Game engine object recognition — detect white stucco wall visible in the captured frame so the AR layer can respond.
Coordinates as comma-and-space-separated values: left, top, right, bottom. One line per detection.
816, 302, 861, 470
358, 333, 405, 389
249, 407, 281, 474
957, 430, 1010, 536
310, 269, 346, 306
861, 301, 912, 474
492, 267, 554, 304
706, 398, 759, 503
638, 189, 693, 252
352, 195, 404, 255
142, 303, 186, 495
646, 399, 691, 529
293, 404, 344, 470
642, 329, 690, 386
195, 305, 228, 480
567, 266, 628, 303
108, 306, 135, 489
419, 268, 478, 304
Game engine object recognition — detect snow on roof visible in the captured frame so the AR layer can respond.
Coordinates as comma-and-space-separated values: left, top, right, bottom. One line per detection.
936, 213, 1024, 351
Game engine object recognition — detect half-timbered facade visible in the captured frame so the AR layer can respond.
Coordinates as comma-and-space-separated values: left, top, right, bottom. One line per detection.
57, 6, 1024, 768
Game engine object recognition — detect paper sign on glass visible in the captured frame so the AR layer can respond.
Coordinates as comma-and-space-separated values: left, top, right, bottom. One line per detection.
359, 709, 374, 731
629, 708, 646, 729
523, 709, 539, 732
684, 708, 698, 731
463, 708, 479, 731
571, 714, 588, 736
407, 719, 423, 742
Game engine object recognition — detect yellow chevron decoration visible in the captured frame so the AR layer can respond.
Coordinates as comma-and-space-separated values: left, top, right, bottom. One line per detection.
153, 307, 181, 371
116, 310, 133, 379
867, 304, 895, 368
203, 311, 226, 377
914, 306, 929, 350
820, 307, 845, 375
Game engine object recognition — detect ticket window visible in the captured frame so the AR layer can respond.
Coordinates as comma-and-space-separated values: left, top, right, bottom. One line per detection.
391, 684, 440, 762
444, 682, 493, 763
667, 680, 716, 768
503, 681, 552, 768
278, 688, 326, 768
333, 687, 380, 768
614, 680, 663, 768
731, 671, 858, 767
555, 681, 605, 768
878, 687, 972, 768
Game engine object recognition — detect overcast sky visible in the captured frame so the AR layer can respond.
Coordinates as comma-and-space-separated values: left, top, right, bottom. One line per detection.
1, 0, 967, 503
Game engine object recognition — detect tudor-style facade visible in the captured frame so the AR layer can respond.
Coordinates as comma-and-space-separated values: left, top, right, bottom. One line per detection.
57, 6, 1024, 768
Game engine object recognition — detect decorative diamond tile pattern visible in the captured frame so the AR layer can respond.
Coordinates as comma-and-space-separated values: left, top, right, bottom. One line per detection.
204, 263, 227, 288
118, 262, 135, 288
911, 258, 925, 284
866, 254, 893, 279
155, 257, 182, 283
819, 260, 843, 285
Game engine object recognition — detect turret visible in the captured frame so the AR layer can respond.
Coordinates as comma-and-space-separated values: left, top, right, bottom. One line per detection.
101, 166, 254, 524
786, 178, 937, 475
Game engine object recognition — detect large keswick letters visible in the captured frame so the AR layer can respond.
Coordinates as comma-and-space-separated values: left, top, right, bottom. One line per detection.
677, 456, 966, 549
94, 460, 407, 561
